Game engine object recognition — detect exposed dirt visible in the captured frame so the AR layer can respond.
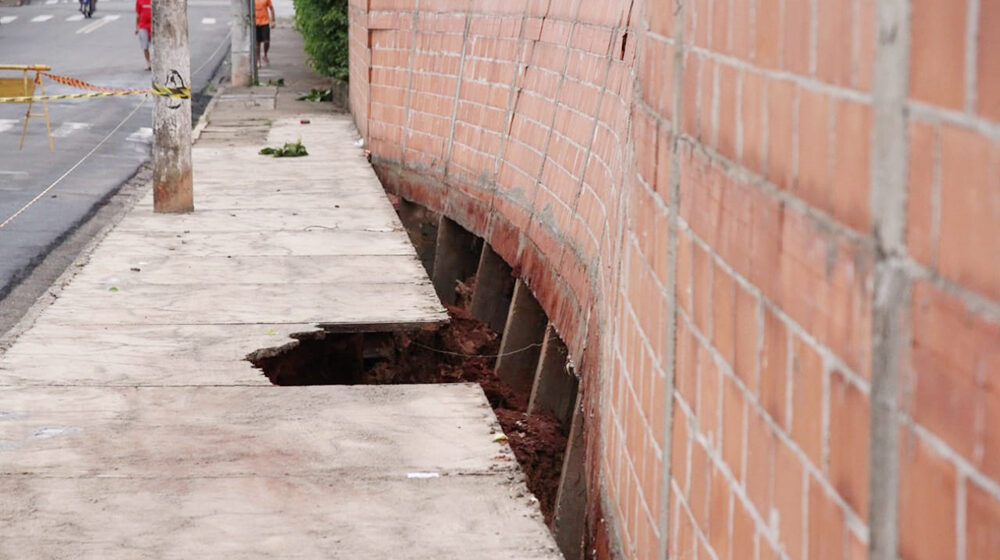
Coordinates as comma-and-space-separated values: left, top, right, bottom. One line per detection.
362, 305, 568, 523
249, 303, 568, 523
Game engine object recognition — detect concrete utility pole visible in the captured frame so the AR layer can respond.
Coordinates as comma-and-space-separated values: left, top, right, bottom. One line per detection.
230, 0, 253, 86
152, 0, 193, 213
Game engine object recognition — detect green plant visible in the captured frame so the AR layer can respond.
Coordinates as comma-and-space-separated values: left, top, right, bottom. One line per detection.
293, 0, 349, 81
298, 88, 334, 102
253, 78, 286, 87
259, 140, 309, 157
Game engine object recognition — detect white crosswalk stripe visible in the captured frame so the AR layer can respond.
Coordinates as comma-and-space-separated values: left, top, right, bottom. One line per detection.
52, 122, 91, 138
0, 16, 17, 24
75, 13, 119, 34
30, 15, 54, 22
126, 127, 153, 144
201, 17, 216, 24
67, 14, 85, 21
0, 119, 20, 134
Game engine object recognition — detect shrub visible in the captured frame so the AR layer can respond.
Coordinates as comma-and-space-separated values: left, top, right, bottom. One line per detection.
293, 0, 349, 81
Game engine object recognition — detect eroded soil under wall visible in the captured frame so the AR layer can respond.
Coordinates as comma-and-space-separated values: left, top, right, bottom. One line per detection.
249, 304, 568, 523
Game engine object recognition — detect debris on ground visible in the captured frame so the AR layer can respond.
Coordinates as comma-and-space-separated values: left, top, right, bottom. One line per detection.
259, 140, 308, 157
298, 88, 333, 102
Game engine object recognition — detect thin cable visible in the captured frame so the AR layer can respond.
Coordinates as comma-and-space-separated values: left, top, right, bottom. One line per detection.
409, 341, 543, 359
194, 29, 232, 77
0, 95, 149, 231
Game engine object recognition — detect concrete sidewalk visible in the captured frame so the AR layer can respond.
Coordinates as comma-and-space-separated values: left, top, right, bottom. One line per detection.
0, 24, 560, 559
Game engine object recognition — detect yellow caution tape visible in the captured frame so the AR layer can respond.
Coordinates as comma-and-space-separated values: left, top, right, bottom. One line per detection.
0, 72, 190, 103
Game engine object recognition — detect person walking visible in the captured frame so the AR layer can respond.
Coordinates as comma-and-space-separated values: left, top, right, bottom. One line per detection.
254, 0, 275, 68
135, 0, 152, 71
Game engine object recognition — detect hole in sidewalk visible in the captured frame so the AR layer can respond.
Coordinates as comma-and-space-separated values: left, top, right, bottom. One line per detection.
246, 299, 568, 524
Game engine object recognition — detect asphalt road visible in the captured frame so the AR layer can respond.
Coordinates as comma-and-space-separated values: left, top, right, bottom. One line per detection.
0, 0, 231, 300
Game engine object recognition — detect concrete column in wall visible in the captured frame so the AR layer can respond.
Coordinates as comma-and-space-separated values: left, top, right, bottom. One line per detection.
395, 198, 439, 275
551, 389, 585, 560
494, 279, 547, 394
431, 216, 482, 306
470, 244, 516, 333
527, 324, 577, 428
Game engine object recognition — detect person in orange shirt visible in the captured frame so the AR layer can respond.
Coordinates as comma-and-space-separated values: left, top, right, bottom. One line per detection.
254, 0, 276, 68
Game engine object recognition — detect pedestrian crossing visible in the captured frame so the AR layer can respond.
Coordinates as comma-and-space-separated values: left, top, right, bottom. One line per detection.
0, 12, 221, 25
75, 13, 118, 34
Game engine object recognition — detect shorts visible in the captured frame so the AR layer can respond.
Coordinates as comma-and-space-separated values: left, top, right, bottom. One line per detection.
256, 24, 270, 44
138, 28, 150, 50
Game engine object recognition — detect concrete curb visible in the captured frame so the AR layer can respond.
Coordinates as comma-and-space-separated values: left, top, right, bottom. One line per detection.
192, 82, 225, 143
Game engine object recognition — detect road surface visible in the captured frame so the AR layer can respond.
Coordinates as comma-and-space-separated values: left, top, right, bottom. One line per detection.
0, 0, 232, 300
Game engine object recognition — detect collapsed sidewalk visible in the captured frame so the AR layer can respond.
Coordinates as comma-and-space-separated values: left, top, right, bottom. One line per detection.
0, 25, 560, 559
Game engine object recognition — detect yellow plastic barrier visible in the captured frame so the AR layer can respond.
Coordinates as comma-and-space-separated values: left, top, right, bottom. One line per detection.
0, 65, 54, 151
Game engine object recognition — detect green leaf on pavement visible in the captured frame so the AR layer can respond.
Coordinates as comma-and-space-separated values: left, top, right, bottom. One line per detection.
259, 140, 308, 158
297, 88, 333, 102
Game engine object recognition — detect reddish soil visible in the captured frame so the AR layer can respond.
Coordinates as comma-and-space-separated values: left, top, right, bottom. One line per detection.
363, 305, 568, 523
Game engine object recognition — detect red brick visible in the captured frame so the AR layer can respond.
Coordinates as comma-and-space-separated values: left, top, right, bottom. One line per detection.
712, 0, 730, 52
745, 408, 775, 517
807, 479, 845, 560
674, 499, 695, 559
910, 281, 1000, 479
741, 70, 765, 174
966, 481, 1000, 560
708, 466, 731, 556
831, 99, 872, 233
905, 121, 938, 267
910, 0, 967, 108
774, 441, 805, 560
796, 87, 832, 214
647, 1, 675, 36
693, 243, 712, 336
677, 321, 699, 408
898, 429, 957, 560
848, 531, 867, 560
856, 0, 876, 90
760, 308, 788, 426
734, 285, 759, 390
759, 540, 783, 560
767, 79, 796, 191
730, 0, 754, 61
682, 53, 701, 138
698, 58, 715, 144
978, 0, 1000, 120
730, 498, 755, 560
722, 374, 745, 479
698, 346, 721, 447
938, 125, 1000, 301
690, 442, 711, 533
828, 371, 870, 518
755, 0, 780, 69
713, 264, 736, 367
790, 336, 823, 467
816, 0, 852, 86
691, 0, 710, 47
782, 0, 810, 74
671, 399, 690, 490
717, 64, 739, 161
678, 230, 694, 315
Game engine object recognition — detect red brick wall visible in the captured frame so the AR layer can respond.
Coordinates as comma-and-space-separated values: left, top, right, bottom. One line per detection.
349, 1, 1000, 558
